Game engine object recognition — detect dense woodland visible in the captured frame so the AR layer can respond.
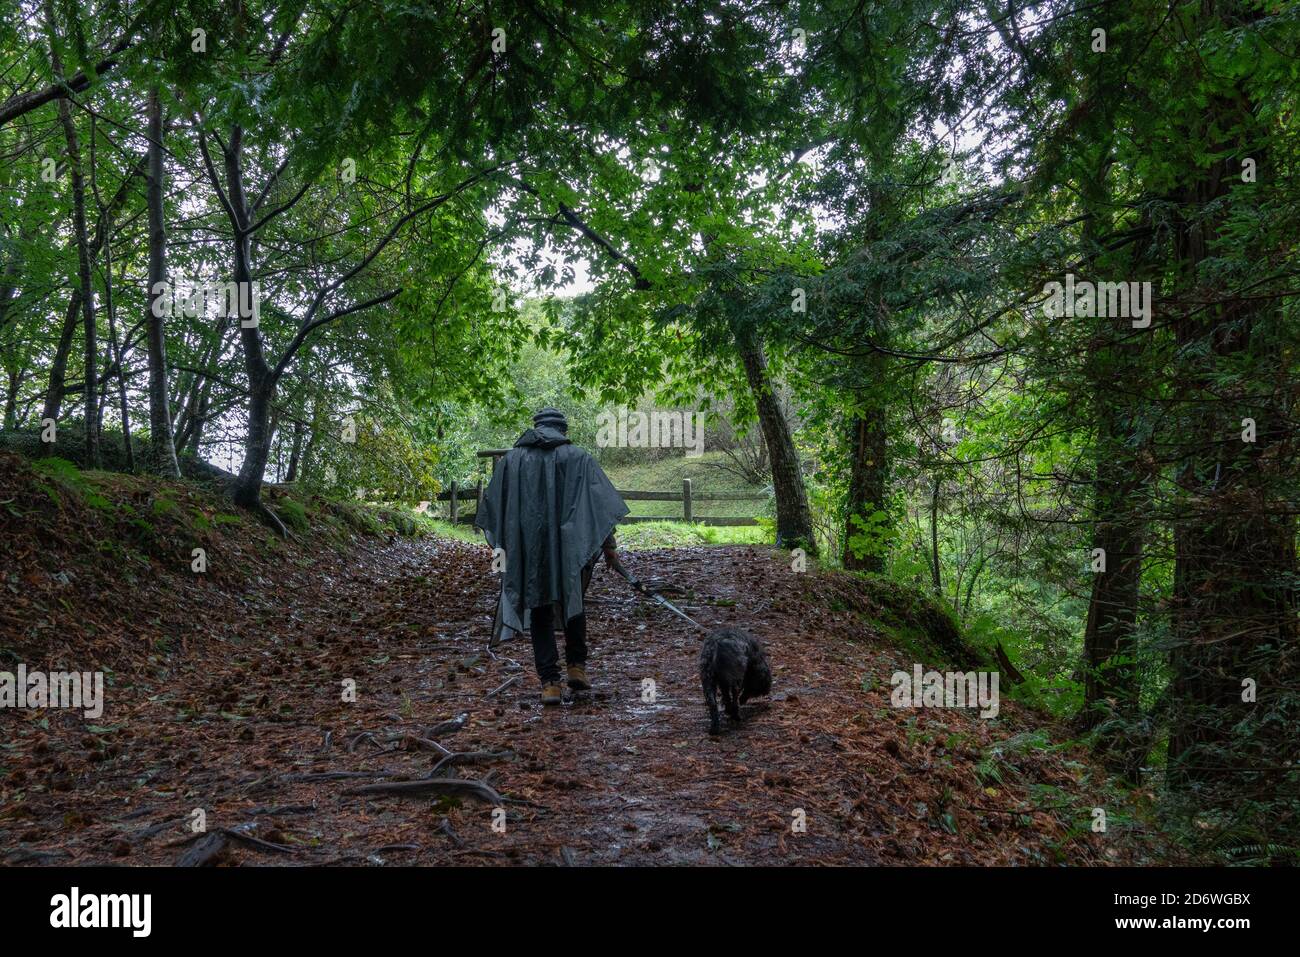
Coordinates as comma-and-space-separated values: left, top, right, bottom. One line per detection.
1, 0, 1297, 860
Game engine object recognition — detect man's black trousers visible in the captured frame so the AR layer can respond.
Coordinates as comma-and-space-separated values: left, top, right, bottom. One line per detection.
529, 604, 587, 683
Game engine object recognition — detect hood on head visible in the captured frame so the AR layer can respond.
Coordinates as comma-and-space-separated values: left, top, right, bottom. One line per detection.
515, 425, 572, 449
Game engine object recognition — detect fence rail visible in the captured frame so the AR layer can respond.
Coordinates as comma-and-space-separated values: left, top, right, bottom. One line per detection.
430, 473, 765, 527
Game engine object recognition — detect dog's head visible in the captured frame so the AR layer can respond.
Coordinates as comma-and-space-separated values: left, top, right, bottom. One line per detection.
740, 638, 772, 702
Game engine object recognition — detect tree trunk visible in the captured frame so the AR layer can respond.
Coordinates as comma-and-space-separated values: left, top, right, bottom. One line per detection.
1165, 69, 1298, 795
299, 401, 325, 482
39, 295, 81, 452
928, 477, 941, 596
0, 205, 29, 336
103, 239, 134, 472
841, 181, 895, 572
173, 321, 229, 455
182, 390, 209, 456
143, 86, 180, 477
731, 322, 816, 554
47, 3, 99, 468
285, 418, 305, 482
1077, 173, 1147, 748
221, 125, 280, 527
2, 203, 31, 429
842, 362, 889, 572
1081, 441, 1142, 725
3, 368, 19, 430
234, 376, 276, 508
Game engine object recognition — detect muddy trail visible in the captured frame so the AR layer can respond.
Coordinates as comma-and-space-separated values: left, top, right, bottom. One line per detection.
2, 494, 1154, 866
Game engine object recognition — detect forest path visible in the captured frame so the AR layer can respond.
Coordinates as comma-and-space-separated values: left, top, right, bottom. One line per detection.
3, 539, 1109, 866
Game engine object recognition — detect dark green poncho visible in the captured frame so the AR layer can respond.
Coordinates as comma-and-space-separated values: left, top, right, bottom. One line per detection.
474, 425, 628, 642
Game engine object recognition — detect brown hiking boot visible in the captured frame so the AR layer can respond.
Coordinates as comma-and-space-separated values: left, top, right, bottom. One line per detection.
541, 682, 564, 706
566, 664, 591, 691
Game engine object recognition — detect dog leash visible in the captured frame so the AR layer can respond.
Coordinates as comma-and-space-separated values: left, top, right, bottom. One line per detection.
613, 566, 708, 633
489, 565, 709, 647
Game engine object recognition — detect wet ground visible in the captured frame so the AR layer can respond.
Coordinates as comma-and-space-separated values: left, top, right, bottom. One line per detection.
1, 539, 1123, 866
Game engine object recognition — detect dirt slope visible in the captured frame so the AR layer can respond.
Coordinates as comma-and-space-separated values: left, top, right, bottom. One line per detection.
0, 455, 1153, 866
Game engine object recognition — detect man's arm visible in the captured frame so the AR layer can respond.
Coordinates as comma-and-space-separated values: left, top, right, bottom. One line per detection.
601, 532, 644, 591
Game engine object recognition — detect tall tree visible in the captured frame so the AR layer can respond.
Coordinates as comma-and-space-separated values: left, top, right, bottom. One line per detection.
143, 85, 179, 476
44, 0, 100, 466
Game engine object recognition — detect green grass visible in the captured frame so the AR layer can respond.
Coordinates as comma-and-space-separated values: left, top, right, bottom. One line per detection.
612, 520, 770, 549
415, 516, 484, 543
411, 515, 768, 550
338, 501, 486, 544
602, 451, 770, 521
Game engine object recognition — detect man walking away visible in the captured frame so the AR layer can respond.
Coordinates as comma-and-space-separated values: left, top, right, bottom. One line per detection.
475, 408, 639, 704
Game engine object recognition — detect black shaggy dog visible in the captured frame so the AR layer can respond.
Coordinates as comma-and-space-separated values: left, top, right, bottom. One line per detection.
699, 627, 772, 735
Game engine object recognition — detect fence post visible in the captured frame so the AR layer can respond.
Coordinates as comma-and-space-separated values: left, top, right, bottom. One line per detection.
682, 478, 693, 524
449, 480, 459, 524
475, 477, 483, 524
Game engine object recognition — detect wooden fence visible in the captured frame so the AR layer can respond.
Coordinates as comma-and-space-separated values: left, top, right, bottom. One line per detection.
615, 482, 766, 526
425, 450, 767, 527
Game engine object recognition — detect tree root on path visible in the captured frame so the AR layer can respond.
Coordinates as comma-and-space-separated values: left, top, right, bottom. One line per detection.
345, 731, 381, 753
4, 847, 72, 865
190, 827, 297, 853
172, 826, 297, 866
342, 777, 504, 804
429, 749, 514, 776
344, 714, 469, 754
394, 734, 455, 755
174, 832, 227, 867
427, 713, 469, 737
240, 498, 292, 540
348, 729, 449, 755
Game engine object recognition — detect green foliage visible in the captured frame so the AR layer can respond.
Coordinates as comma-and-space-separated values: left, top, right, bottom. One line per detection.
844, 510, 898, 565
150, 496, 179, 518
275, 499, 310, 533
306, 414, 440, 504
31, 457, 111, 510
